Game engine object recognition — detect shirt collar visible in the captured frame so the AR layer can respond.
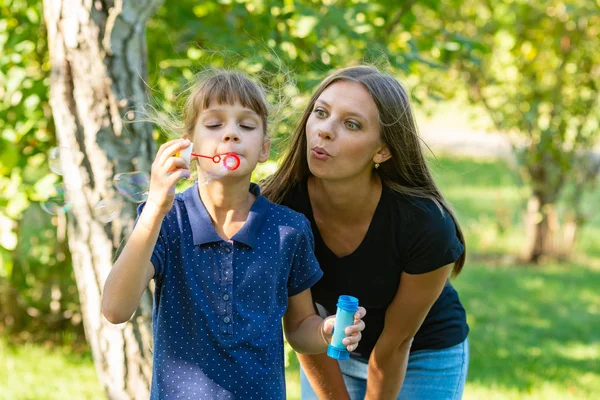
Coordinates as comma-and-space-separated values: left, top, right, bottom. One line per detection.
183, 182, 269, 249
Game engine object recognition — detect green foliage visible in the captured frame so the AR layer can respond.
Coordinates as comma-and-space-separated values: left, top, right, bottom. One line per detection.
0, 0, 82, 338
0, 0, 50, 271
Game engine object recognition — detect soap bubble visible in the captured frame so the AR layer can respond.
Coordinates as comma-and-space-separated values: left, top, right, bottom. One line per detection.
48, 147, 70, 176
94, 198, 123, 224
197, 160, 229, 187
41, 184, 72, 215
175, 174, 196, 193
113, 171, 150, 203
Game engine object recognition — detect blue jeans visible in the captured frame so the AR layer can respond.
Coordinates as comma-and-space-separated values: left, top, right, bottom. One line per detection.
300, 338, 469, 399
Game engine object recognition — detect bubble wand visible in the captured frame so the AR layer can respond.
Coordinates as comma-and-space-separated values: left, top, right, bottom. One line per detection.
178, 144, 241, 171
191, 152, 241, 171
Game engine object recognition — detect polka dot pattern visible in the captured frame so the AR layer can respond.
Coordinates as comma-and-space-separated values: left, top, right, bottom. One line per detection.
137, 183, 322, 399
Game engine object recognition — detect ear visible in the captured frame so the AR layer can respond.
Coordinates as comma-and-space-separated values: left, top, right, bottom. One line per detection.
258, 136, 271, 163
373, 145, 392, 164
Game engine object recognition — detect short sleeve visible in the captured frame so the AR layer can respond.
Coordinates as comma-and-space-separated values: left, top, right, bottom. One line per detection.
403, 203, 464, 275
136, 202, 168, 280
287, 219, 323, 296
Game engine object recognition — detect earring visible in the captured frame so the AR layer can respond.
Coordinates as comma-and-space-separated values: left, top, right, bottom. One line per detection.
374, 162, 380, 169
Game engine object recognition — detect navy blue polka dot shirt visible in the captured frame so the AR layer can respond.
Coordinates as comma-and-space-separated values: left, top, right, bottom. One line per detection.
137, 183, 322, 399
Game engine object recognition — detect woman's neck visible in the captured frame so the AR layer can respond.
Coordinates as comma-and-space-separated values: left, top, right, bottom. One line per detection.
308, 173, 382, 221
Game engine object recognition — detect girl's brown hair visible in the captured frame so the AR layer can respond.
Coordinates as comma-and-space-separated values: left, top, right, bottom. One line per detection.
148, 70, 271, 139
262, 65, 466, 277
182, 71, 270, 137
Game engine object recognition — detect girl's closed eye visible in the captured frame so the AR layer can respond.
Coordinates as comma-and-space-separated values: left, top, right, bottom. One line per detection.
205, 120, 222, 129
239, 120, 257, 130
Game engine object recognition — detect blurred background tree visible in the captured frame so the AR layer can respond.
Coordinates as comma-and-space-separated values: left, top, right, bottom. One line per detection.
447, 0, 600, 262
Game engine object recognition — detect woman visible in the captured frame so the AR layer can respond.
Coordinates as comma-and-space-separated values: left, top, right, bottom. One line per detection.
262, 66, 469, 399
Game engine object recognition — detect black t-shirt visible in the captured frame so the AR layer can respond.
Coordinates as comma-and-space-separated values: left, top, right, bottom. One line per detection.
281, 181, 469, 360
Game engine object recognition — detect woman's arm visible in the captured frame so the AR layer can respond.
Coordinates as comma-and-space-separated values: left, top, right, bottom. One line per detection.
365, 263, 453, 400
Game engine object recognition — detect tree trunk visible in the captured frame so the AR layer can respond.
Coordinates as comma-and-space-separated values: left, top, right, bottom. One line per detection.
560, 211, 579, 259
43, 0, 164, 398
523, 193, 560, 263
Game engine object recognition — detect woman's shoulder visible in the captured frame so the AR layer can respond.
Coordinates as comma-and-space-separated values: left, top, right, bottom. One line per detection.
384, 188, 457, 234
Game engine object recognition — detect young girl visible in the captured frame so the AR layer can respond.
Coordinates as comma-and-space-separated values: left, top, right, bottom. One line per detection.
101, 71, 366, 399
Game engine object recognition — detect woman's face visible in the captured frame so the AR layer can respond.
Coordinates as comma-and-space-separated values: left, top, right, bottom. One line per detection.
305, 80, 387, 182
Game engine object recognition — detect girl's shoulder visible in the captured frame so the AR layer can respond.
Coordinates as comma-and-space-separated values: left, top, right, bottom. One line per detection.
267, 199, 312, 234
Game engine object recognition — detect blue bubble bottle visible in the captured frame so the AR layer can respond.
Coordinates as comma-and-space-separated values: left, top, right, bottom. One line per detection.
327, 295, 359, 360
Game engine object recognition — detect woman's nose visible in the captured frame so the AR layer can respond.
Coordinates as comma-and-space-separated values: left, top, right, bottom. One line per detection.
316, 120, 335, 140
317, 129, 333, 140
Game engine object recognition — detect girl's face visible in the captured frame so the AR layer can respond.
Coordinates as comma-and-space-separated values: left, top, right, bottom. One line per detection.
191, 101, 270, 178
306, 80, 388, 182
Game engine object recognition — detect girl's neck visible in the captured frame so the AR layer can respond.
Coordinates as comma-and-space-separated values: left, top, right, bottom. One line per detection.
198, 178, 255, 239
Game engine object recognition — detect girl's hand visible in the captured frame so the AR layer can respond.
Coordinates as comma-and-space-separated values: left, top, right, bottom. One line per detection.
146, 138, 191, 216
322, 307, 367, 352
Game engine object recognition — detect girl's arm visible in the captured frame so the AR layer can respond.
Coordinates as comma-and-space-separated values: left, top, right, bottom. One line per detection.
101, 202, 163, 324
101, 139, 191, 324
365, 264, 452, 400
283, 289, 365, 399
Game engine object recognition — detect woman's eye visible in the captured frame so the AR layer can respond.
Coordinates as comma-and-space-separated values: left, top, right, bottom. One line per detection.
314, 108, 327, 118
345, 120, 360, 130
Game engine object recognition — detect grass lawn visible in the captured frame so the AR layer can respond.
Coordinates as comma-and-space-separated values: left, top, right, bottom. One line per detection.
2, 156, 599, 399
0, 338, 104, 400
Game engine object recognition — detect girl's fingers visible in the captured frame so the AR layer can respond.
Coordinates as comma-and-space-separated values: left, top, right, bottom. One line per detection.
157, 139, 191, 168
322, 316, 335, 335
162, 157, 189, 174
165, 168, 191, 187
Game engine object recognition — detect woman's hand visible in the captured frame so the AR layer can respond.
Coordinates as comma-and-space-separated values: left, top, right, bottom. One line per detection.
146, 138, 191, 216
322, 307, 367, 352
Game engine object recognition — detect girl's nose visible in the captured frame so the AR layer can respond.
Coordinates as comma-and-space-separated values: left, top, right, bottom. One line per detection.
222, 126, 241, 143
